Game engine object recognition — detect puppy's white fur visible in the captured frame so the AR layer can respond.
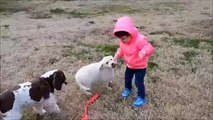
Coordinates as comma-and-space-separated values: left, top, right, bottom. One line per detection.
75, 56, 116, 95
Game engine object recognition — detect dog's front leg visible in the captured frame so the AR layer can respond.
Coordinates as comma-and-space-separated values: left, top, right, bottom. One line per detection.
80, 87, 92, 95
48, 103, 60, 113
81, 89, 92, 95
33, 104, 46, 115
2, 111, 22, 120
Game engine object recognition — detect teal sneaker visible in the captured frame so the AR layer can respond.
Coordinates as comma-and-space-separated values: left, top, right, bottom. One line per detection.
121, 88, 132, 97
133, 96, 147, 107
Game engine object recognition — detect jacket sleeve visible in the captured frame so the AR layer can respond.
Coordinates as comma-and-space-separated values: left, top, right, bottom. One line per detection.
138, 37, 154, 57
114, 47, 123, 60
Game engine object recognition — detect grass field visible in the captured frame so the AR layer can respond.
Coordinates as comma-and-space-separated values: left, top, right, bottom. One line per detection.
0, 0, 212, 120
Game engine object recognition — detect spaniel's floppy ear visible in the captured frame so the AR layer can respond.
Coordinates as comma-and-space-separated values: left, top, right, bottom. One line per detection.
53, 70, 66, 90
30, 80, 51, 101
39, 80, 51, 99
0, 96, 2, 110
0, 95, 4, 113
0, 90, 15, 113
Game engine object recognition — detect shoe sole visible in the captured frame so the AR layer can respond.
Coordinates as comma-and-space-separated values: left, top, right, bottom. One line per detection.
121, 92, 132, 98
133, 102, 147, 107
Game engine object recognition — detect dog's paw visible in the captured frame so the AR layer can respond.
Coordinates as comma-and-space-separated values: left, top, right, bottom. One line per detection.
50, 104, 60, 113
85, 91, 92, 95
82, 90, 92, 95
107, 86, 113, 90
33, 106, 47, 115
40, 109, 47, 115
107, 82, 113, 90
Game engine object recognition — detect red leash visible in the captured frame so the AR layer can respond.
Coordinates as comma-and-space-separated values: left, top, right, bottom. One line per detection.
81, 93, 100, 120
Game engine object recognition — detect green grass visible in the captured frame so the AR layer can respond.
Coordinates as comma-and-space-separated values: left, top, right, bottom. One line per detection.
148, 61, 158, 71
68, 11, 102, 18
173, 38, 201, 48
149, 50, 159, 70
50, 8, 66, 14
113, 5, 140, 13
149, 31, 182, 36
149, 40, 160, 48
100, 5, 141, 14
64, 43, 159, 71
30, 10, 52, 19
48, 5, 141, 18
50, 8, 104, 18
96, 44, 119, 56
148, 76, 160, 84
3, 25, 9, 28
22, 108, 68, 120
150, 50, 159, 61
204, 39, 213, 46
148, 52, 158, 73
183, 50, 199, 63
63, 49, 94, 60
63, 44, 118, 61
22, 108, 37, 120
174, 38, 213, 56
173, 38, 213, 49
180, 50, 199, 73
0, 0, 25, 13
151, 2, 185, 15
147, 93, 159, 107
68, 5, 141, 18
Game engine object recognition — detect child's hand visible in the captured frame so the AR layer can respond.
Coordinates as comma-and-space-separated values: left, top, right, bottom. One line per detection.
113, 54, 119, 64
139, 49, 146, 59
138, 52, 144, 59
112, 58, 118, 64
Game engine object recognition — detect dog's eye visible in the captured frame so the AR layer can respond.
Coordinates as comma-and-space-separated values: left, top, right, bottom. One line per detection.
106, 62, 108, 64
110, 59, 112, 60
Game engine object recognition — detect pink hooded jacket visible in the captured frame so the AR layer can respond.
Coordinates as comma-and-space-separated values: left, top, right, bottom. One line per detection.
114, 16, 154, 69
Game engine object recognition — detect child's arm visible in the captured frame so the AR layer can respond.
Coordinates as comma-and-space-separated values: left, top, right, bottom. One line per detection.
138, 37, 154, 57
113, 48, 123, 62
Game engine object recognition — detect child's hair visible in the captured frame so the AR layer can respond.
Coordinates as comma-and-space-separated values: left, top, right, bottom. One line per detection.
114, 31, 130, 38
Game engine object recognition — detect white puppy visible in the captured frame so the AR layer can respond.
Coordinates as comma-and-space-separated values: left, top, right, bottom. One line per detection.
75, 56, 116, 95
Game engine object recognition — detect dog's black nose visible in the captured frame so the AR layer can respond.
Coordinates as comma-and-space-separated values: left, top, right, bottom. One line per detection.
64, 82, 67, 85
112, 63, 116, 68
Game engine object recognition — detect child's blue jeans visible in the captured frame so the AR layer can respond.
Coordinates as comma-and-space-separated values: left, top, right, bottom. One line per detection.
125, 67, 146, 99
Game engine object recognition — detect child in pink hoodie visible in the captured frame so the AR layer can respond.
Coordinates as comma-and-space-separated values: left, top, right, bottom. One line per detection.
113, 16, 154, 107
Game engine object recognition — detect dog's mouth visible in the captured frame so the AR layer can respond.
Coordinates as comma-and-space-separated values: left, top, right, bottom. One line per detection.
55, 82, 67, 91
111, 63, 116, 68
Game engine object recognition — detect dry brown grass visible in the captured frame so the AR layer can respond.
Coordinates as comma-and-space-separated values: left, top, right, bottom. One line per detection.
0, 0, 212, 120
